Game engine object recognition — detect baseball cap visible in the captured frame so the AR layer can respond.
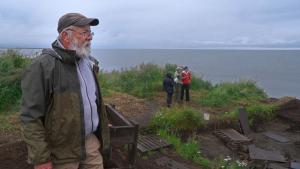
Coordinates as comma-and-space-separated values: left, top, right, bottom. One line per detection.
57, 13, 99, 33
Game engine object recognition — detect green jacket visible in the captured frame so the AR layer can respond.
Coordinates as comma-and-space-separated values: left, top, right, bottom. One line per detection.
21, 41, 110, 165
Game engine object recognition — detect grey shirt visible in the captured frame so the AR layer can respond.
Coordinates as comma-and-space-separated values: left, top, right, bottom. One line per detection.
56, 39, 99, 136
76, 57, 99, 137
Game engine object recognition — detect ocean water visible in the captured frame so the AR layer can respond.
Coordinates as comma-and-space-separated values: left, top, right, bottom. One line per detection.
92, 49, 300, 98
8, 48, 300, 98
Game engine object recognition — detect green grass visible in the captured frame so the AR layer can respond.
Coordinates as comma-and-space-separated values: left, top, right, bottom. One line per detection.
190, 76, 213, 91
213, 110, 239, 127
0, 50, 31, 113
200, 80, 267, 108
0, 113, 20, 133
246, 103, 278, 127
99, 63, 164, 98
212, 103, 278, 129
158, 129, 211, 169
151, 107, 206, 134
158, 128, 248, 169
98, 63, 211, 99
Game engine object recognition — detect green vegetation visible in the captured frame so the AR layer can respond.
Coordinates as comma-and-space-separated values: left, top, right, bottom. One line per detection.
200, 81, 267, 108
150, 106, 252, 168
150, 107, 210, 168
98, 63, 211, 98
0, 50, 31, 113
158, 129, 211, 168
151, 107, 206, 134
212, 110, 239, 128
98, 63, 164, 98
246, 103, 278, 127
191, 75, 213, 91
0, 113, 20, 133
213, 103, 278, 128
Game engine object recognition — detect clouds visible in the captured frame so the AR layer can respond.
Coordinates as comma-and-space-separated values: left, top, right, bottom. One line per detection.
0, 0, 299, 48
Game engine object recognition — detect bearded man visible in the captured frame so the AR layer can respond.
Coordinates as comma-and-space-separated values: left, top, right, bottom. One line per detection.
21, 13, 110, 169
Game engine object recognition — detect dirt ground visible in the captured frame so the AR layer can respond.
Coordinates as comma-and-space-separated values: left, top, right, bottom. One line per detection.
0, 134, 32, 169
1, 93, 300, 169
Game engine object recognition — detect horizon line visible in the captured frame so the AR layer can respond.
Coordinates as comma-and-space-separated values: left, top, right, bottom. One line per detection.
1, 47, 300, 50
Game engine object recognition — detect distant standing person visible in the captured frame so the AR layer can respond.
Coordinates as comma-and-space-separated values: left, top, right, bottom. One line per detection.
174, 66, 183, 102
181, 66, 192, 102
163, 73, 174, 107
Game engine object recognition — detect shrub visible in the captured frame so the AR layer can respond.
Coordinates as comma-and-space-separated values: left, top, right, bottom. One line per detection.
212, 110, 239, 128
200, 81, 267, 108
99, 63, 164, 98
0, 82, 22, 112
190, 76, 213, 91
246, 104, 278, 127
164, 63, 177, 75
151, 107, 205, 134
0, 49, 30, 73
158, 129, 211, 168
0, 50, 31, 113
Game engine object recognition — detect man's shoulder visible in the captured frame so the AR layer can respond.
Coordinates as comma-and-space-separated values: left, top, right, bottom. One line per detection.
26, 49, 58, 72
34, 48, 62, 63
41, 48, 62, 60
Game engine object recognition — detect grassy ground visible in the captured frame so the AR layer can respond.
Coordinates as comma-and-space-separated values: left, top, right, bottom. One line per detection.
0, 50, 31, 113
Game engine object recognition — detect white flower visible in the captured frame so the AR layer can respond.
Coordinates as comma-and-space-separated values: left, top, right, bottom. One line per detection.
240, 161, 247, 167
224, 156, 232, 162
235, 160, 247, 167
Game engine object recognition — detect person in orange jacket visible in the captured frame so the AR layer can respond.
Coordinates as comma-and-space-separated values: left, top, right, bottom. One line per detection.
180, 66, 192, 102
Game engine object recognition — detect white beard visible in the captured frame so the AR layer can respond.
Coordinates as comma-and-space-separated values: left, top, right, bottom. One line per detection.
70, 38, 91, 58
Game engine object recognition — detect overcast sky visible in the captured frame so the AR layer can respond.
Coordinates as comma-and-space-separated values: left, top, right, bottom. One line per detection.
0, 0, 300, 49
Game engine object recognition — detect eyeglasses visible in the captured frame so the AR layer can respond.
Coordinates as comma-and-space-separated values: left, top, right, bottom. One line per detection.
66, 29, 94, 38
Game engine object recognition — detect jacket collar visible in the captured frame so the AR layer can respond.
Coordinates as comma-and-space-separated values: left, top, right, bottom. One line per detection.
51, 40, 80, 65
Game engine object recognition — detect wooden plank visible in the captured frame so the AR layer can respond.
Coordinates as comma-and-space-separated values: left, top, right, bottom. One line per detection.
268, 163, 288, 169
147, 136, 170, 147
239, 108, 251, 135
128, 120, 139, 167
110, 126, 136, 144
139, 137, 161, 149
291, 161, 300, 169
138, 139, 154, 150
106, 104, 132, 126
263, 132, 290, 143
137, 135, 171, 153
248, 144, 287, 162
218, 129, 252, 142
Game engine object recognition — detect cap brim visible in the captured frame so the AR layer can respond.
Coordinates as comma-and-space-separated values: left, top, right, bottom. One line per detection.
74, 18, 99, 27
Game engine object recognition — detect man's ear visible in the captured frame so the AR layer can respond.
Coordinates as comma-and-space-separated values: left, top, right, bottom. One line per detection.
61, 31, 70, 43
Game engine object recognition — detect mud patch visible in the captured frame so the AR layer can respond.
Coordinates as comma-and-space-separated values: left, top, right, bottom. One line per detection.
104, 92, 150, 118
0, 135, 32, 169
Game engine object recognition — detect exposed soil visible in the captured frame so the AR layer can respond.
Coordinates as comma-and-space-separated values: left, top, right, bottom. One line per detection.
110, 146, 202, 169
0, 134, 33, 169
1, 94, 300, 169
104, 92, 150, 118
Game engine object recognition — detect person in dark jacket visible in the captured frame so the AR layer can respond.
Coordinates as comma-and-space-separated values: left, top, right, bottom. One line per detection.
163, 73, 175, 107
21, 13, 110, 169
